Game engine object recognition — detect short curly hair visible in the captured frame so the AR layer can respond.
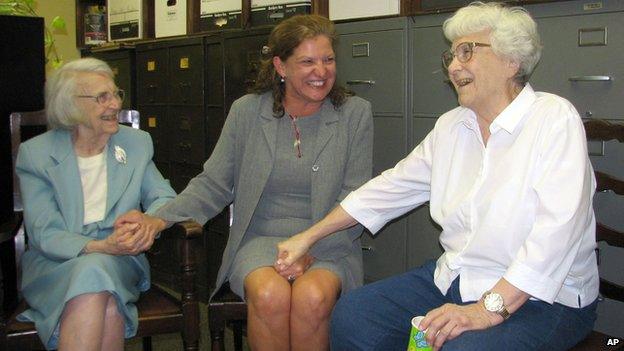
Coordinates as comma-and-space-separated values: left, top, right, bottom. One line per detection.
46, 57, 114, 129
443, 1, 542, 84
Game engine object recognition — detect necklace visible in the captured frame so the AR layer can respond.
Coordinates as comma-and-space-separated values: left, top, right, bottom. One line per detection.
288, 114, 302, 158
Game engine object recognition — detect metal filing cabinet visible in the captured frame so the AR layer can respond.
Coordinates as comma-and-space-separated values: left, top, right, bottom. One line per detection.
529, 1, 624, 120
525, 0, 624, 338
336, 17, 411, 282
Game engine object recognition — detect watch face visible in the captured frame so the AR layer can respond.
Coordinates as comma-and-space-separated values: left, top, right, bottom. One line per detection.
484, 292, 504, 312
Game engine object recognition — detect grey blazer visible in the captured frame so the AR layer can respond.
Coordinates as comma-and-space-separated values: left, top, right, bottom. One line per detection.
156, 92, 373, 295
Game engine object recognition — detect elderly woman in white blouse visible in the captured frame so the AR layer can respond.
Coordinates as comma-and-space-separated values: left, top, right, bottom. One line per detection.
275, 2, 598, 350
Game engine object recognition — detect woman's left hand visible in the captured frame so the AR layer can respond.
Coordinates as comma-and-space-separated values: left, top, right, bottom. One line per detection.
419, 302, 496, 351
275, 253, 315, 281
114, 210, 167, 253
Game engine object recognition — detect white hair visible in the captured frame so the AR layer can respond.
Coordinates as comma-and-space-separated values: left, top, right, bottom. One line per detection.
443, 1, 542, 84
45, 57, 114, 129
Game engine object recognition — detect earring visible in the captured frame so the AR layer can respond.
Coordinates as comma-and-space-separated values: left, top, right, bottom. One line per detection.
280, 76, 285, 83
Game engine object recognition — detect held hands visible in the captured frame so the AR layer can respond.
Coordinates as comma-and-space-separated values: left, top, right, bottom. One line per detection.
112, 209, 168, 254
274, 232, 315, 272
274, 253, 315, 281
419, 302, 499, 351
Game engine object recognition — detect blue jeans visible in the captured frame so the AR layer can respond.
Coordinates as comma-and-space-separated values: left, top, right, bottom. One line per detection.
330, 260, 597, 351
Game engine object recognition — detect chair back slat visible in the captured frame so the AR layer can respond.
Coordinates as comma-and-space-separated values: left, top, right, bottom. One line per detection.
117, 110, 140, 129
584, 119, 624, 142
596, 223, 624, 248
595, 171, 624, 195
9, 111, 47, 212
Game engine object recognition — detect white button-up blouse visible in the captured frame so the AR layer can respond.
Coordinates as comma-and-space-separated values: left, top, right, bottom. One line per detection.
342, 84, 599, 308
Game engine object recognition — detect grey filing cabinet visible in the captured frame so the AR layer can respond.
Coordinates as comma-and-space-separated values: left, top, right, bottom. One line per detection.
409, 12, 457, 271
525, 0, 624, 338
336, 18, 412, 282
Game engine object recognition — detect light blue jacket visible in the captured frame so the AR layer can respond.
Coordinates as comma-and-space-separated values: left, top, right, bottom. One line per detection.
16, 125, 176, 284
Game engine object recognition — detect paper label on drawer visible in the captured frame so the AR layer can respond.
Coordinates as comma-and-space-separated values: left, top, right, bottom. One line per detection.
180, 57, 189, 69
583, 2, 603, 10
147, 60, 156, 71
148, 117, 157, 128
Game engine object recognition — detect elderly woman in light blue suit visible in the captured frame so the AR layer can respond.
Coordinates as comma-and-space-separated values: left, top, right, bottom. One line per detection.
117, 15, 373, 350
15, 58, 175, 351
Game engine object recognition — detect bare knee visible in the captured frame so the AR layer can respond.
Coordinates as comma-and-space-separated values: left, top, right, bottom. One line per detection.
291, 282, 336, 322
104, 294, 123, 321
246, 278, 291, 318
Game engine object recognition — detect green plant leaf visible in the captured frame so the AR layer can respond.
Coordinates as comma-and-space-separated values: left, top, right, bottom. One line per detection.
23, 0, 35, 7
51, 16, 65, 30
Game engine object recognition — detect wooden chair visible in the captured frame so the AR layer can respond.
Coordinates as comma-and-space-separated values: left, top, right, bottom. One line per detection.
570, 119, 624, 350
208, 205, 246, 351
0, 110, 203, 351
208, 282, 246, 351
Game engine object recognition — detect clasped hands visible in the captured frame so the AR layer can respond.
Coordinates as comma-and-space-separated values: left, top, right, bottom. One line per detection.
274, 233, 316, 281
85, 210, 167, 256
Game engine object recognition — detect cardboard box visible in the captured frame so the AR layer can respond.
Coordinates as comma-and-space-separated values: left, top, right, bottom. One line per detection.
155, 0, 188, 38
200, 0, 241, 30
108, 0, 142, 41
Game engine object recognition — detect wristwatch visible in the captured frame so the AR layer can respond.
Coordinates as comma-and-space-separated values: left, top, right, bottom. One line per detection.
481, 291, 510, 320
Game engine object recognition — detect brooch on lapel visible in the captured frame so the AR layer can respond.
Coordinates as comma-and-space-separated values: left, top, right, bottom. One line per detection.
114, 145, 127, 164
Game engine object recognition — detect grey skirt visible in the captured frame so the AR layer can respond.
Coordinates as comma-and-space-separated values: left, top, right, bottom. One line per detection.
227, 235, 351, 300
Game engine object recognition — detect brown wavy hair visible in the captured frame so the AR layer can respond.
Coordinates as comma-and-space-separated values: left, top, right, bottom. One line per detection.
250, 14, 353, 117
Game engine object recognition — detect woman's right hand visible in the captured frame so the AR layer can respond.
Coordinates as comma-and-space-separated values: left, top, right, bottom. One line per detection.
275, 232, 315, 271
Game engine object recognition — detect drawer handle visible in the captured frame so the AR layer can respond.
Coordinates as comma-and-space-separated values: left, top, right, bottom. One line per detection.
568, 76, 613, 82
361, 245, 374, 251
346, 80, 376, 85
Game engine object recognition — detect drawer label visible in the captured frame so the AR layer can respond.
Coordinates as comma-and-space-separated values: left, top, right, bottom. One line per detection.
583, 2, 603, 10
180, 57, 189, 69
148, 116, 157, 128
147, 60, 156, 71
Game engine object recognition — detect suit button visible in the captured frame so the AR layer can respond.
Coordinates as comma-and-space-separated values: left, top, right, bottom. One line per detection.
312, 165, 319, 172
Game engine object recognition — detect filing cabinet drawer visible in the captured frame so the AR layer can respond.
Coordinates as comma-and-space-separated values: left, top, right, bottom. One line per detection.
139, 105, 169, 163
532, 11, 624, 119
206, 41, 224, 106
169, 162, 202, 193
136, 48, 168, 104
90, 50, 136, 110
411, 25, 459, 116
336, 26, 406, 115
168, 106, 206, 166
169, 44, 205, 105
223, 31, 270, 113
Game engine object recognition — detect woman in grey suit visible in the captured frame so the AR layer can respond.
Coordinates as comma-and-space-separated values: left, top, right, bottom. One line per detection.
116, 14, 373, 350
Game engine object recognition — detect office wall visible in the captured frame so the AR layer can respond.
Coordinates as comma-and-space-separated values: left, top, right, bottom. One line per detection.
37, 0, 80, 74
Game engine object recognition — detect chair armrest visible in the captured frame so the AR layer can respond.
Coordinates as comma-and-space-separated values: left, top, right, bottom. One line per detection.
163, 220, 203, 240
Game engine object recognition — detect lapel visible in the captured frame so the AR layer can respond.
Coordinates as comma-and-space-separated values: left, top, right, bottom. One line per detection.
105, 130, 136, 215
312, 100, 339, 163
235, 95, 278, 225
260, 98, 278, 160
46, 129, 84, 232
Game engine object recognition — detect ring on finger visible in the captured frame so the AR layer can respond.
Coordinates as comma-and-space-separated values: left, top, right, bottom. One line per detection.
287, 274, 295, 282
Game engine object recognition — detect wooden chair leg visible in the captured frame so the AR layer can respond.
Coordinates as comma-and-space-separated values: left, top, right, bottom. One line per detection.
180, 232, 199, 351
232, 320, 243, 351
210, 327, 226, 351
142, 336, 152, 351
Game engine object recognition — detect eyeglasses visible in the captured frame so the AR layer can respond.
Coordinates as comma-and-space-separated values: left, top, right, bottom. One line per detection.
76, 89, 125, 105
441, 42, 491, 69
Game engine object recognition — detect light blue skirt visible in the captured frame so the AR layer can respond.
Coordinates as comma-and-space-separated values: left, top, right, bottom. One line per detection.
17, 251, 150, 350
